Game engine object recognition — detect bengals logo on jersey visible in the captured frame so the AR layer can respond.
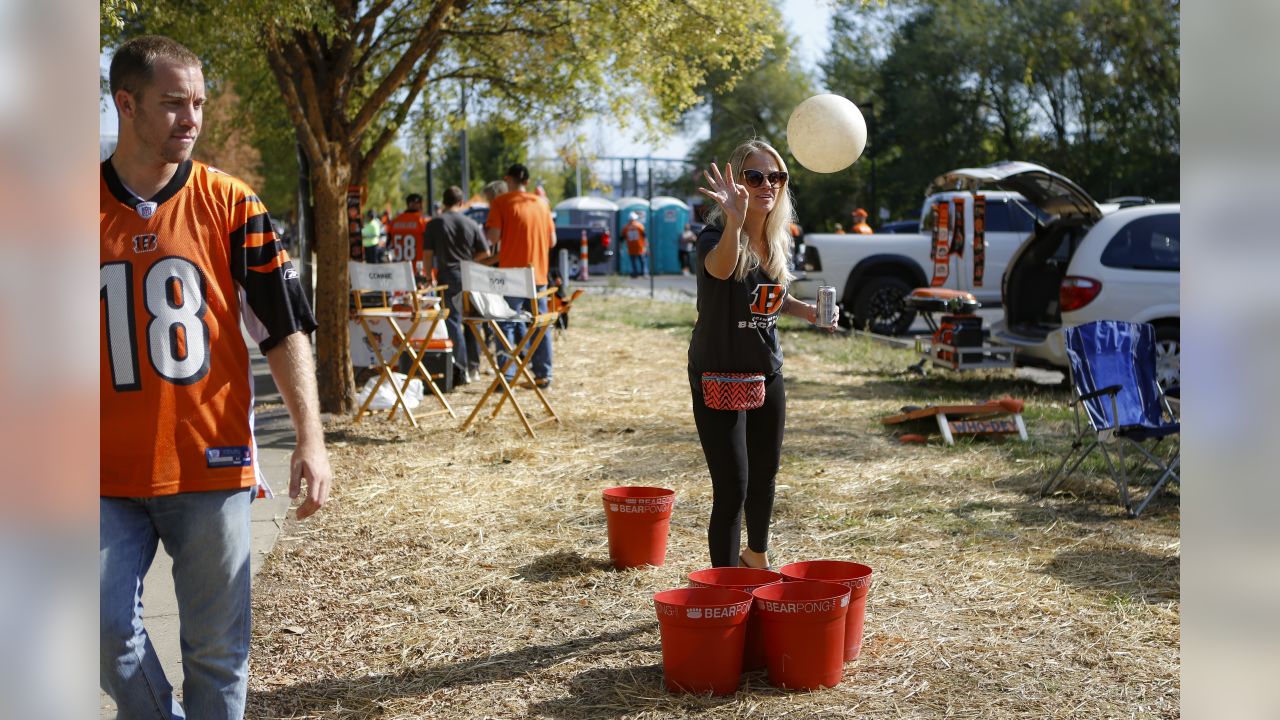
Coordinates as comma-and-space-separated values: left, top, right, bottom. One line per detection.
132, 234, 158, 253
749, 284, 785, 316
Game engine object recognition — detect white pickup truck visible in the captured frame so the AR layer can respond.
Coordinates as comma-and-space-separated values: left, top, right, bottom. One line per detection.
793, 186, 1043, 335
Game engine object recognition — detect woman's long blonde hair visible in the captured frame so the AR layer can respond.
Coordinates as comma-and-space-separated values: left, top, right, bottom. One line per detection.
703, 139, 797, 285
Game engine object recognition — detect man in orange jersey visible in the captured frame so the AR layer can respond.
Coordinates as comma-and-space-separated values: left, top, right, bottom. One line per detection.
622, 211, 648, 278
387, 192, 431, 279
99, 36, 332, 720
485, 163, 555, 387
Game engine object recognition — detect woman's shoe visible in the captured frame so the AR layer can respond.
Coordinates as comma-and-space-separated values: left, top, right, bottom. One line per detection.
740, 551, 771, 571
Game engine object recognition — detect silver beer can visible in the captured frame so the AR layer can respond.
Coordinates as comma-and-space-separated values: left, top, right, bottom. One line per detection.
816, 284, 837, 328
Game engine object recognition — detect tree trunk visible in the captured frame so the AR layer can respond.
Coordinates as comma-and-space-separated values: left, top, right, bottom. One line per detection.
311, 159, 356, 414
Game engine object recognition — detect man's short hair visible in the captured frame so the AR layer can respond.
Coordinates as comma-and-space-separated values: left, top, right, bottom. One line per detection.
442, 186, 464, 207
110, 35, 202, 101
405, 193, 423, 206
505, 163, 530, 183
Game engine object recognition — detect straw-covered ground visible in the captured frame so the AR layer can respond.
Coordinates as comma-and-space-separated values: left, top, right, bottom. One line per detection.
247, 293, 1179, 719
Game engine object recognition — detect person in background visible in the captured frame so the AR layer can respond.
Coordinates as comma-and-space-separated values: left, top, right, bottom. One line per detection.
387, 193, 430, 279
362, 210, 385, 262
688, 138, 837, 570
850, 208, 873, 234
679, 223, 697, 275
485, 163, 555, 388
622, 211, 648, 278
833, 222, 846, 234
427, 185, 492, 385
100, 34, 331, 719
482, 179, 508, 203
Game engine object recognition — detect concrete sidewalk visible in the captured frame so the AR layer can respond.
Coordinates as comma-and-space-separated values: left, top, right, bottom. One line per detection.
100, 343, 299, 719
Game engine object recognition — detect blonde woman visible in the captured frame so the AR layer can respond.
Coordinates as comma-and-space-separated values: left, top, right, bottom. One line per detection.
688, 139, 837, 569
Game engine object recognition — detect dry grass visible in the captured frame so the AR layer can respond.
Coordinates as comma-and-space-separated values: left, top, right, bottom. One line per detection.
247, 294, 1179, 719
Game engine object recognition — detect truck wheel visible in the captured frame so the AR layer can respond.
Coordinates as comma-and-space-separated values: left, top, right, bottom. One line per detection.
851, 277, 916, 336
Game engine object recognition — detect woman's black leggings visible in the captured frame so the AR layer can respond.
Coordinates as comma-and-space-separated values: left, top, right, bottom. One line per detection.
690, 370, 786, 568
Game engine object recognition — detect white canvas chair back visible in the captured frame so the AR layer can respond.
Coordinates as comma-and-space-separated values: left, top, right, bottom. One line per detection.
349, 261, 416, 293
459, 261, 537, 320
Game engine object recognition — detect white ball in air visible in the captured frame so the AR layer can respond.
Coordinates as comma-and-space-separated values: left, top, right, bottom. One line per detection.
786, 94, 867, 173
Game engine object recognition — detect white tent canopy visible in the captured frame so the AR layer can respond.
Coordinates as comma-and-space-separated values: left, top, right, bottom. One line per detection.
554, 196, 620, 212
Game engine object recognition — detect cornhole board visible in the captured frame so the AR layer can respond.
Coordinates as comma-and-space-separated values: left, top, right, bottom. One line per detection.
881, 400, 1028, 445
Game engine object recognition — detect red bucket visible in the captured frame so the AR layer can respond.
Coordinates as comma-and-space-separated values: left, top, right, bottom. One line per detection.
779, 560, 874, 661
688, 567, 782, 671
653, 587, 754, 695
602, 486, 675, 569
752, 581, 851, 690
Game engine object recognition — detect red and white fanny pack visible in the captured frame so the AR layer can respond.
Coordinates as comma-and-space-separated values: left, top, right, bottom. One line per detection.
701, 372, 766, 411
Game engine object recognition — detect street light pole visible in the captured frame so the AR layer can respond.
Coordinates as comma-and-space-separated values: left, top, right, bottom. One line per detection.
860, 101, 877, 224
459, 83, 470, 199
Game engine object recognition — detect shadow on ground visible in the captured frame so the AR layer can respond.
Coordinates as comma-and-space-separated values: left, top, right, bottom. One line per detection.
247, 624, 657, 717
514, 551, 615, 583
1044, 547, 1179, 603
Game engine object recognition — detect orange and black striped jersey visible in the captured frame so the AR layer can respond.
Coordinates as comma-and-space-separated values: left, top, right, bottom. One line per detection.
100, 159, 316, 498
386, 210, 429, 271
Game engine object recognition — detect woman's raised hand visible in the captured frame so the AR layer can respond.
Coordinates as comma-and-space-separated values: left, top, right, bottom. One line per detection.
696, 162, 748, 227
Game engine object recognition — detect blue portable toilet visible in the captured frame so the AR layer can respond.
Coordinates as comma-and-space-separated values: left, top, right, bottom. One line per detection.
649, 196, 690, 274
614, 197, 650, 275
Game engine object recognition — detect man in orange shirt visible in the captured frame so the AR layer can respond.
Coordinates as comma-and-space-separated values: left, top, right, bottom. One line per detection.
100, 36, 331, 719
387, 192, 431, 279
622, 211, 648, 278
851, 207, 874, 234
485, 163, 555, 387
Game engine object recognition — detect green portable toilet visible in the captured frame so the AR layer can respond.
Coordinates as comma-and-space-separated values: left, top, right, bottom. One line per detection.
649, 196, 690, 274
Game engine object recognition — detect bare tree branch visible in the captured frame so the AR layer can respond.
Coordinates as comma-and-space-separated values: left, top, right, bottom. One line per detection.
264, 29, 325, 171
349, 0, 463, 142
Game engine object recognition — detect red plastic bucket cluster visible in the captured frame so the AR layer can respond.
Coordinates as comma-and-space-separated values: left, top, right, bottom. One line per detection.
653, 587, 754, 695
687, 567, 782, 671
751, 580, 851, 690
779, 560, 875, 661
602, 486, 675, 569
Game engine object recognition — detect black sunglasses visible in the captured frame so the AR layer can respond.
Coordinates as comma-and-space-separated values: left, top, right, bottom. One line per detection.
741, 169, 789, 188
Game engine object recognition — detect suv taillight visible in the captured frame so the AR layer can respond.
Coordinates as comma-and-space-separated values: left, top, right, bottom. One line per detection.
1059, 276, 1102, 312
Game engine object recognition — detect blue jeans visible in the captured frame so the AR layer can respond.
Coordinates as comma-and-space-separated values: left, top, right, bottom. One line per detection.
628, 253, 648, 277
443, 286, 477, 374
500, 287, 552, 381
100, 488, 253, 720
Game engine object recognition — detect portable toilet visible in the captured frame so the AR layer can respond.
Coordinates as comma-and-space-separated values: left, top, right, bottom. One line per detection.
649, 196, 691, 274
614, 197, 650, 275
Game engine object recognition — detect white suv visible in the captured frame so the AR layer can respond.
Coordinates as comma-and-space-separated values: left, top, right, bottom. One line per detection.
993, 203, 1181, 388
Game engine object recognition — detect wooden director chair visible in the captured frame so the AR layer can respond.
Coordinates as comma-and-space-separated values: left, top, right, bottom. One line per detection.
350, 261, 455, 428
457, 261, 561, 438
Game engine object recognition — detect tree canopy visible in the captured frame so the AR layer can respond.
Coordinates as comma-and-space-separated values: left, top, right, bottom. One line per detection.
103, 0, 776, 411
824, 0, 1180, 221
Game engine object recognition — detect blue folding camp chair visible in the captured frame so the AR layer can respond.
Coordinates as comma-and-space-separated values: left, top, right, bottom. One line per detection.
1041, 321, 1180, 517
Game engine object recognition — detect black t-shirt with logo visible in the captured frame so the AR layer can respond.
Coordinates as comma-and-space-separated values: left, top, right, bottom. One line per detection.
687, 226, 785, 375
427, 211, 490, 287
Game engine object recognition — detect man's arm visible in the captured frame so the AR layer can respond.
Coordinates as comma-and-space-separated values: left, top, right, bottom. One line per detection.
482, 225, 502, 265
265, 332, 332, 519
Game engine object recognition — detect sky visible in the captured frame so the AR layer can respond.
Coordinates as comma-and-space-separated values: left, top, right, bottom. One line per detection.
101, 0, 836, 166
